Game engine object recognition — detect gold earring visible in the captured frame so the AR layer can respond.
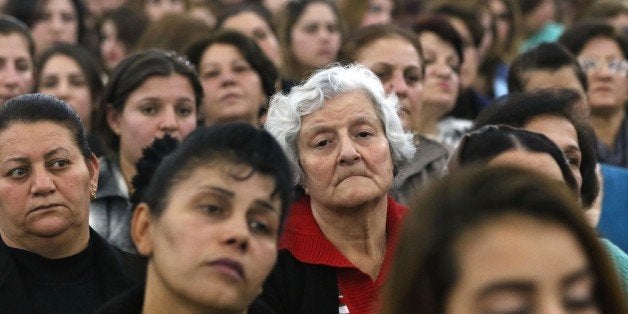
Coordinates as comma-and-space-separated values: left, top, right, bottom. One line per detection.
90, 186, 97, 199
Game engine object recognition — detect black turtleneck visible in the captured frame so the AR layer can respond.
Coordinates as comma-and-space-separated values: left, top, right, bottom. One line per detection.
8, 240, 103, 314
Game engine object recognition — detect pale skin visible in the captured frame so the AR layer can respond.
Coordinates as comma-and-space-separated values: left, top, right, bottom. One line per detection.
297, 91, 393, 279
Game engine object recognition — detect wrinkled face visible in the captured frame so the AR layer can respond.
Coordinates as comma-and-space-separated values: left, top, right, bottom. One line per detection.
222, 12, 282, 68
107, 74, 197, 167
31, 0, 78, 55
290, 2, 341, 72
355, 36, 423, 131
446, 214, 598, 314
578, 37, 627, 114
297, 91, 393, 210
488, 149, 566, 184
99, 20, 127, 72
199, 44, 266, 126
0, 33, 34, 104
38, 54, 93, 130
525, 115, 583, 190
138, 163, 281, 312
360, 0, 393, 27
448, 17, 478, 90
0, 122, 98, 250
144, 0, 186, 21
419, 31, 460, 118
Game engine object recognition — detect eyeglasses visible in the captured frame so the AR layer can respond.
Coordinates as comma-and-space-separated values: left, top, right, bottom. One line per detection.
578, 58, 628, 76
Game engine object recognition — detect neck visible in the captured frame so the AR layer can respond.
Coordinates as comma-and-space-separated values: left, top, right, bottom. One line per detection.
1, 226, 89, 259
590, 108, 625, 148
118, 154, 136, 194
143, 264, 246, 314
310, 196, 388, 279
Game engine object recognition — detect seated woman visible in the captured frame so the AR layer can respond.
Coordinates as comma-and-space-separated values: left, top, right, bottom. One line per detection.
186, 30, 278, 127
450, 124, 628, 295
91, 49, 202, 252
380, 166, 626, 313
0, 93, 143, 313
262, 64, 415, 313
97, 123, 293, 313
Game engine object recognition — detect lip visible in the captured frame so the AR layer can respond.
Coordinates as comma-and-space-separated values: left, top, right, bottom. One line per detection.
29, 203, 64, 213
220, 92, 242, 103
207, 258, 245, 280
335, 169, 368, 185
592, 85, 613, 93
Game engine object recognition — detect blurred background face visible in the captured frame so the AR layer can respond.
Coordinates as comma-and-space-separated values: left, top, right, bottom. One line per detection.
144, 0, 186, 21
221, 12, 282, 68
107, 74, 197, 166
419, 31, 460, 117
38, 54, 93, 130
523, 0, 555, 34
360, 0, 393, 27
0, 33, 33, 103
447, 17, 479, 90
31, 0, 78, 55
198, 43, 266, 126
446, 214, 597, 314
577, 37, 628, 113
290, 2, 341, 71
489, 0, 510, 46
355, 36, 423, 131
99, 19, 127, 72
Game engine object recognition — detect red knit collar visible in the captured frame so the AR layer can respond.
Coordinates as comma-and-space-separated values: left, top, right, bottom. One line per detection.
279, 195, 408, 269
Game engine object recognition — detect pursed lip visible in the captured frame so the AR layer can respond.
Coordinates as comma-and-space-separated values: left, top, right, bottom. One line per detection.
29, 203, 64, 213
220, 91, 243, 102
335, 169, 368, 185
207, 258, 245, 280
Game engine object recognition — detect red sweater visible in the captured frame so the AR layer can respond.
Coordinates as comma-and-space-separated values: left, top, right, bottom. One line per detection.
279, 196, 408, 314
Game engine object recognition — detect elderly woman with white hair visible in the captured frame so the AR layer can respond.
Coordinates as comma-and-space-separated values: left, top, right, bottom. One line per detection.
257, 64, 415, 314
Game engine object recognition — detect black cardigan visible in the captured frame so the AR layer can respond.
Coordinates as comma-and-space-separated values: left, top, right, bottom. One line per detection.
0, 228, 145, 313
251, 250, 339, 314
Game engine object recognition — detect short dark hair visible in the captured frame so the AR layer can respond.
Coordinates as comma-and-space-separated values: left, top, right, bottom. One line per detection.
508, 42, 588, 93
474, 89, 599, 207
381, 166, 626, 314
132, 123, 294, 228
35, 43, 104, 132
0, 14, 35, 59
0, 93, 91, 158
559, 21, 628, 59
430, 4, 484, 48
186, 30, 278, 98
413, 14, 464, 65
98, 49, 203, 155
454, 125, 578, 191
339, 23, 422, 67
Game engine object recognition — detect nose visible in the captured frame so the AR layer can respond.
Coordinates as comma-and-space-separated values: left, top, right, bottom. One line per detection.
2, 64, 21, 88
56, 79, 70, 101
158, 107, 179, 134
219, 69, 237, 87
31, 167, 56, 197
389, 72, 408, 99
222, 215, 250, 252
50, 15, 64, 33
337, 136, 361, 166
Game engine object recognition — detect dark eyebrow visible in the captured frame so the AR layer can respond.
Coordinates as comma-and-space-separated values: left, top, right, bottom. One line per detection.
253, 199, 279, 213
476, 281, 535, 299
562, 268, 593, 288
200, 186, 235, 198
44, 147, 71, 159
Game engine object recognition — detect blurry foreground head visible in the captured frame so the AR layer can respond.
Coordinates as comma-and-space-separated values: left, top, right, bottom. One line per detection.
380, 166, 626, 314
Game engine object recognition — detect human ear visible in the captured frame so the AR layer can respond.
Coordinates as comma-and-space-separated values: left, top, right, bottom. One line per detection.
106, 104, 122, 135
132, 203, 154, 256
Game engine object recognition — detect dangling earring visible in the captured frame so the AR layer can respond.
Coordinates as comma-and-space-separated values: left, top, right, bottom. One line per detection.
90, 186, 97, 199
